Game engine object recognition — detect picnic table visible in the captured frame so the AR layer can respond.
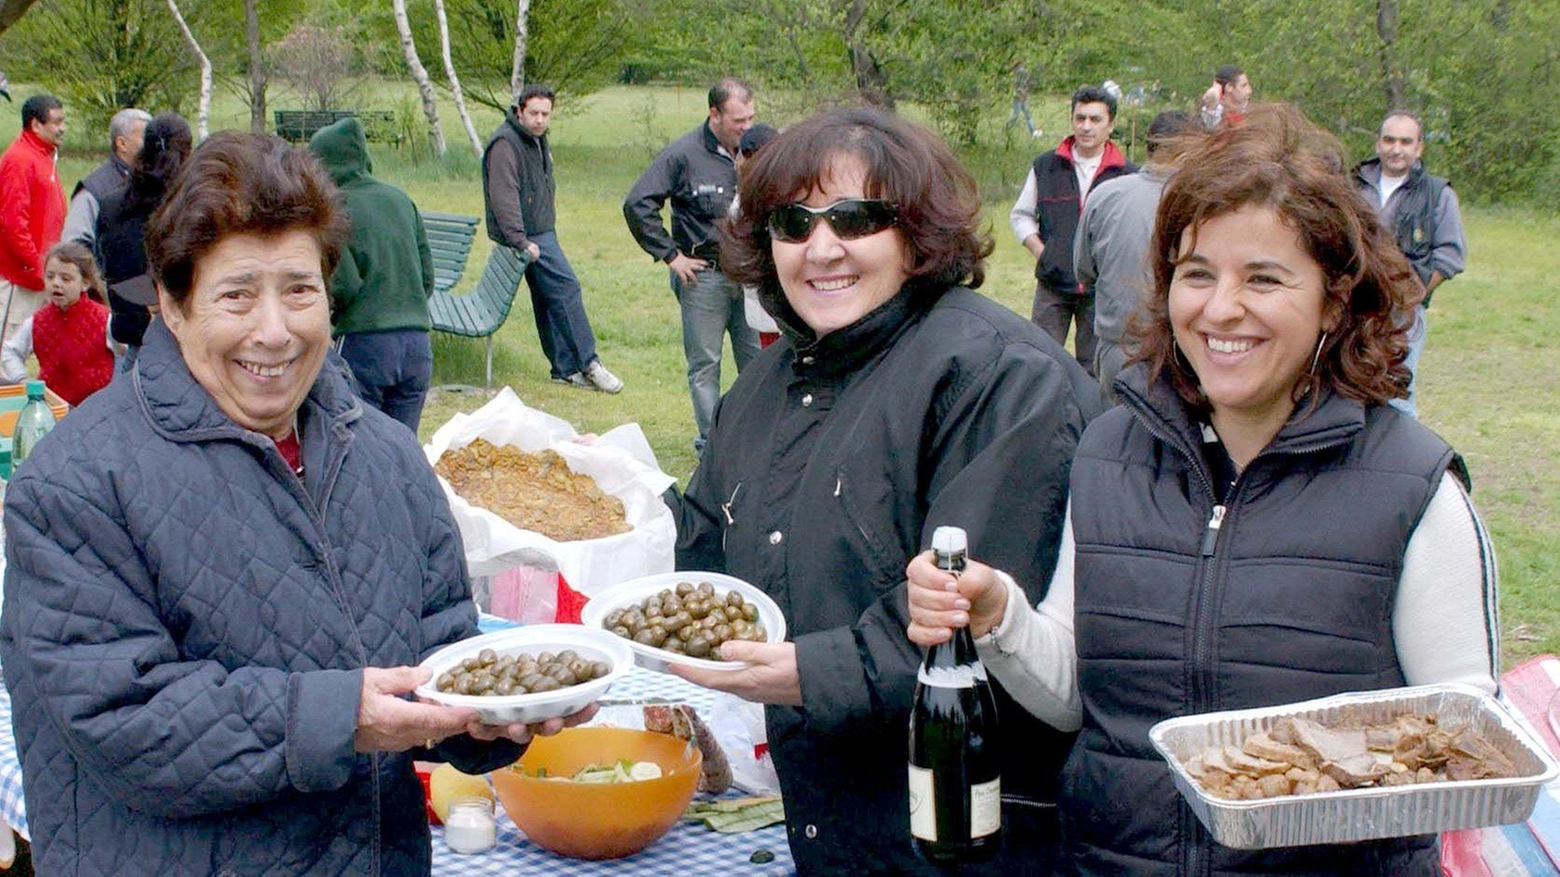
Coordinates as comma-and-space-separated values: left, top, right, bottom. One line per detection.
0, 614, 795, 875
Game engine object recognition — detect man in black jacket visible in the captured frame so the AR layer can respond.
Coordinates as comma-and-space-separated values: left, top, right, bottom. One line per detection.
1009, 85, 1135, 377
484, 84, 622, 393
623, 78, 761, 453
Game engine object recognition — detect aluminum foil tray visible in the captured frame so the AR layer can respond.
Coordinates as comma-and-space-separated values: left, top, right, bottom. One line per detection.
1149, 683, 1560, 849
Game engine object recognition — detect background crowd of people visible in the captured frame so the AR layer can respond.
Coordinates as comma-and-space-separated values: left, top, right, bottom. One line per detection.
0, 65, 1494, 877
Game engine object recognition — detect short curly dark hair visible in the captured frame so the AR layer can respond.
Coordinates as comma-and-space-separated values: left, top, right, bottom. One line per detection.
721, 106, 993, 325
1127, 102, 1421, 412
146, 131, 349, 311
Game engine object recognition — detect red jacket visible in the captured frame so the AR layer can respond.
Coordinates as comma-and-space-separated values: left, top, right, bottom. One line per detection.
0, 130, 67, 290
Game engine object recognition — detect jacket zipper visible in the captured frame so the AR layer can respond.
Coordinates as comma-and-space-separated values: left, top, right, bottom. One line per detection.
1122, 402, 1355, 877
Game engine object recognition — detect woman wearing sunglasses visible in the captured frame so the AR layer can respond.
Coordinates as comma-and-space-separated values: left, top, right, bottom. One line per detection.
670, 106, 1101, 875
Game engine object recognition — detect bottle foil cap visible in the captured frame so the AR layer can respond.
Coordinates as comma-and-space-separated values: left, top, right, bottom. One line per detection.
931, 526, 967, 555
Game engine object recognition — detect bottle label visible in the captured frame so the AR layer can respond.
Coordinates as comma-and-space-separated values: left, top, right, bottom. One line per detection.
971, 777, 1001, 838
917, 663, 989, 689
908, 764, 936, 841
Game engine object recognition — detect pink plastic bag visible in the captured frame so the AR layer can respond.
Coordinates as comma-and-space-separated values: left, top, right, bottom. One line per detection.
485, 564, 559, 625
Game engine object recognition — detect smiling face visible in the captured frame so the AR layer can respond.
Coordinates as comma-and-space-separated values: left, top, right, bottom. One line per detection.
160, 230, 331, 440
518, 96, 552, 138
709, 96, 755, 154
1070, 101, 1115, 159
1223, 74, 1252, 113
1375, 114, 1424, 177
43, 257, 85, 309
31, 107, 66, 147
1169, 205, 1333, 435
772, 154, 911, 337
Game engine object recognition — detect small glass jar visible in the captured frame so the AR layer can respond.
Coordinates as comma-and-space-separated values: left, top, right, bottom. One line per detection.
444, 796, 497, 854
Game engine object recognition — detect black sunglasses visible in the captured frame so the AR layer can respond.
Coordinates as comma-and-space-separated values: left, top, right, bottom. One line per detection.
765, 199, 899, 243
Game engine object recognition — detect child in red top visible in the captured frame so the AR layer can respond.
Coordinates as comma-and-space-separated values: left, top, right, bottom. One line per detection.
0, 241, 117, 406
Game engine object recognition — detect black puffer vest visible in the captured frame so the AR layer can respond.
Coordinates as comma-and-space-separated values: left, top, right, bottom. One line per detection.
482, 109, 555, 245
1059, 367, 1455, 877
71, 155, 129, 202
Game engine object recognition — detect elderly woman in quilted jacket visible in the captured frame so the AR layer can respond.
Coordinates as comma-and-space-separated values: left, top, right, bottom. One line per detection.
0, 132, 586, 876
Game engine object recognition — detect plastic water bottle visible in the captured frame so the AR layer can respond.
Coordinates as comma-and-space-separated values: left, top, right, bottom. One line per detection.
12, 380, 56, 465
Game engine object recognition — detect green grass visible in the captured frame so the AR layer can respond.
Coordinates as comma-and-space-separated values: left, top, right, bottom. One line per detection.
9, 81, 1554, 666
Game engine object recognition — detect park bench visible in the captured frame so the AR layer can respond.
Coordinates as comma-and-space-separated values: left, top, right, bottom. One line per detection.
274, 109, 398, 143
426, 242, 530, 390
421, 212, 479, 295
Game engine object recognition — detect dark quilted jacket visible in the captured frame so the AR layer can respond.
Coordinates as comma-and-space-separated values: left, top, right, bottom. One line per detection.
1, 319, 518, 876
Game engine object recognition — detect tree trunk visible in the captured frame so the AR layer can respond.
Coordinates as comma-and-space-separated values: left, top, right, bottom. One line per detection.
1375, 0, 1406, 110
164, 0, 210, 140
392, 0, 447, 157
844, 0, 893, 108
245, 0, 266, 134
433, 0, 482, 157
510, 0, 530, 99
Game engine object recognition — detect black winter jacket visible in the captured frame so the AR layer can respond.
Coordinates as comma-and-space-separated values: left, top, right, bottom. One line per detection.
674, 287, 1101, 875
93, 185, 155, 345
623, 122, 736, 266
1029, 139, 1135, 291
1, 320, 520, 876
1058, 365, 1453, 877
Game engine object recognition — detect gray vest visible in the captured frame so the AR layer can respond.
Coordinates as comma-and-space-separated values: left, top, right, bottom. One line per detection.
1059, 368, 1453, 877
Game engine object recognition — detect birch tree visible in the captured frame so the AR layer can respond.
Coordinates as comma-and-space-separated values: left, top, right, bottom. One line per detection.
245, 0, 266, 133
510, 0, 530, 98
392, 0, 447, 157
164, 0, 210, 140
433, 0, 482, 157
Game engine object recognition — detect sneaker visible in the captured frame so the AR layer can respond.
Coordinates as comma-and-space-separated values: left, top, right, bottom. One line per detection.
582, 360, 624, 394
551, 372, 592, 389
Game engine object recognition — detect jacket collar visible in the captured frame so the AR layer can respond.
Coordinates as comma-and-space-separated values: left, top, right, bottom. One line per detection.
785, 289, 919, 382
1055, 136, 1127, 172
1354, 155, 1426, 189
1115, 363, 1366, 470
700, 121, 733, 160
505, 108, 547, 149
19, 129, 57, 157
132, 319, 362, 445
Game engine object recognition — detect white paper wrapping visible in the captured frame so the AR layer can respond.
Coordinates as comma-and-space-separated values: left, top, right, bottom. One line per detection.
424, 388, 678, 595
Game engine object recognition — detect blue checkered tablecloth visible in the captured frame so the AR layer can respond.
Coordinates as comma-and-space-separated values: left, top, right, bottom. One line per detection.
0, 616, 794, 872
0, 674, 27, 841
432, 616, 795, 874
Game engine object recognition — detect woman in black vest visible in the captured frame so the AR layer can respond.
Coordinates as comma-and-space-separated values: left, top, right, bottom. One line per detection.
905, 103, 1500, 877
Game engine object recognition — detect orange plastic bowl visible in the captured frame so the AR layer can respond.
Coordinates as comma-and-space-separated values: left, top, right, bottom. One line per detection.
489, 726, 702, 859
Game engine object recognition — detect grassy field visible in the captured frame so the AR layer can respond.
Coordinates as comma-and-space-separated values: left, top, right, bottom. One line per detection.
10, 81, 1555, 665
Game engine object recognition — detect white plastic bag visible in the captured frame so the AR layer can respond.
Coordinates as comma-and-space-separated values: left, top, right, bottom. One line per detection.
707, 693, 781, 796
424, 388, 677, 596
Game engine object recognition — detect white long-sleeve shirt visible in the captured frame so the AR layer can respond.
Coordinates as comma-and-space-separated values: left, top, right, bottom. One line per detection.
0, 313, 118, 383
978, 474, 1501, 727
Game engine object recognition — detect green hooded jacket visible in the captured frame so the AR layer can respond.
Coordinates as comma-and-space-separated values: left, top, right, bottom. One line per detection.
308, 117, 435, 335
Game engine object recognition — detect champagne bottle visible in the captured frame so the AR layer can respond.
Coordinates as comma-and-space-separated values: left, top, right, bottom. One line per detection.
908, 526, 1001, 864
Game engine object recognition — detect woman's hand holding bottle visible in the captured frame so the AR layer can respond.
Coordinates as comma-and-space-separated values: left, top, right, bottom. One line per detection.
905, 551, 1010, 645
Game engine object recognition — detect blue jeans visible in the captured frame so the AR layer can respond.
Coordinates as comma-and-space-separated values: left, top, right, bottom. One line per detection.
1388, 304, 1427, 419
524, 231, 599, 378
338, 330, 433, 434
671, 268, 761, 452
